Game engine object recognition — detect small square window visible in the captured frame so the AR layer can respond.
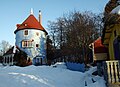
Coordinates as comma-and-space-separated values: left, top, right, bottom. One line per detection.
36, 44, 39, 48
36, 32, 39, 36
24, 30, 28, 35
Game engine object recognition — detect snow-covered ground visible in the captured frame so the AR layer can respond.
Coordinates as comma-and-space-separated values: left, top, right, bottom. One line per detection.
0, 62, 106, 87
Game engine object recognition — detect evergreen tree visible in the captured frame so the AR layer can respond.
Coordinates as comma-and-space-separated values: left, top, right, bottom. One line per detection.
46, 36, 55, 65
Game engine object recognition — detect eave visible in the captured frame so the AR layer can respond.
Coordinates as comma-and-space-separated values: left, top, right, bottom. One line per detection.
102, 8, 120, 46
102, 25, 112, 46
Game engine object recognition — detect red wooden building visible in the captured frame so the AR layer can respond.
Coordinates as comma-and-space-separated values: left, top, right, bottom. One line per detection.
89, 37, 108, 62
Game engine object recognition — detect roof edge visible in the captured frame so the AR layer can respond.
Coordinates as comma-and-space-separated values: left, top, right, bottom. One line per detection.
14, 28, 48, 35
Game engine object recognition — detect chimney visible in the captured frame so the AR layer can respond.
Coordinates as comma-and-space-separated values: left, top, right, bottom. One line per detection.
30, 8, 33, 15
39, 10, 42, 24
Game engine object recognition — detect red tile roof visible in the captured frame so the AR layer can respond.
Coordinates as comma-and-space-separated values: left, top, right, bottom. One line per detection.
14, 14, 47, 34
94, 37, 108, 53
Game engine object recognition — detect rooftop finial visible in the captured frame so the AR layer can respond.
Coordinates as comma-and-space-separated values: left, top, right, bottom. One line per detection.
30, 8, 33, 15
39, 10, 41, 15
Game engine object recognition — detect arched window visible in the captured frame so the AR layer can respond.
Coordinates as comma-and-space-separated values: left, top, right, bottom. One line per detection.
5, 57, 6, 63
7, 57, 9, 63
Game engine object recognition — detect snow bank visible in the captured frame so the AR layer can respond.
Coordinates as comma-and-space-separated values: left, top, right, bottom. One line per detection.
84, 67, 106, 87
52, 62, 67, 69
66, 62, 85, 72
0, 63, 106, 87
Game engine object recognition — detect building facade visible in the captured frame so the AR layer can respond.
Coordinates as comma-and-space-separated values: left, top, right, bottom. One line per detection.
101, 1, 120, 85
89, 37, 108, 62
102, 5, 120, 60
14, 10, 47, 65
3, 46, 15, 66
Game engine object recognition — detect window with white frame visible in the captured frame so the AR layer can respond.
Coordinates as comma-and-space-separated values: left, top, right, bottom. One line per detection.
22, 40, 33, 48
24, 30, 28, 35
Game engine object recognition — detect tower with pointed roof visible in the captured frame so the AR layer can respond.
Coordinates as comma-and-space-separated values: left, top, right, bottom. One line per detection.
14, 9, 47, 65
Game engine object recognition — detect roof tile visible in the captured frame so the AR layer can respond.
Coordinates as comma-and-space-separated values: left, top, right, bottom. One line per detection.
14, 14, 47, 34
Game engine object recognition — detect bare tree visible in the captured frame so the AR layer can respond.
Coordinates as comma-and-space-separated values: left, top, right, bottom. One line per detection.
0, 40, 12, 55
46, 36, 55, 65
48, 11, 103, 64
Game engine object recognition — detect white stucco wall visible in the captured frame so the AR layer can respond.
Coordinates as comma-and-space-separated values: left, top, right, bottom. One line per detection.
15, 29, 46, 59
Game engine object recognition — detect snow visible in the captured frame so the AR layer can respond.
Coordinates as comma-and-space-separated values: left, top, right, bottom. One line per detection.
52, 62, 67, 69
0, 63, 106, 87
111, 5, 120, 15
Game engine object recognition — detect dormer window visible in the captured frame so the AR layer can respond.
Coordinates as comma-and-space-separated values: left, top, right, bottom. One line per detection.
24, 24, 27, 26
24, 30, 28, 35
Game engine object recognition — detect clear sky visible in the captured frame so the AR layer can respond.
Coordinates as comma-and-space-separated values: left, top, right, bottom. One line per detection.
0, 0, 109, 45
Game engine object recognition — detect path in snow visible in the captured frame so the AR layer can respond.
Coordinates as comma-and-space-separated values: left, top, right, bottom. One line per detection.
0, 63, 106, 87
8, 72, 54, 87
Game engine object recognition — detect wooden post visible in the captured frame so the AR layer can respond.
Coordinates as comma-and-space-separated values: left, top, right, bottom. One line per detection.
114, 61, 119, 83
106, 61, 111, 83
106, 60, 120, 84
111, 61, 115, 83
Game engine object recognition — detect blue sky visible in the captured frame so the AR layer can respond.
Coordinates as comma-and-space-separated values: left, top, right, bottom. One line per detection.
0, 0, 108, 45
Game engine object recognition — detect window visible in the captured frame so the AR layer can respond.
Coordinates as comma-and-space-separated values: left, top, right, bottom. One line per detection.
24, 30, 28, 35
36, 32, 39, 36
22, 40, 33, 48
114, 30, 116, 37
36, 44, 39, 48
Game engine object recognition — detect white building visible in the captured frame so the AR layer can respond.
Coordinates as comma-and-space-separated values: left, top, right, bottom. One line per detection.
3, 46, 15, 66
14, 9, 48, 65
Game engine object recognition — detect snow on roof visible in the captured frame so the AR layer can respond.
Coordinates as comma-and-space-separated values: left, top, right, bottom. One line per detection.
111, 5, 120, 15
3, 46, 16, 56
